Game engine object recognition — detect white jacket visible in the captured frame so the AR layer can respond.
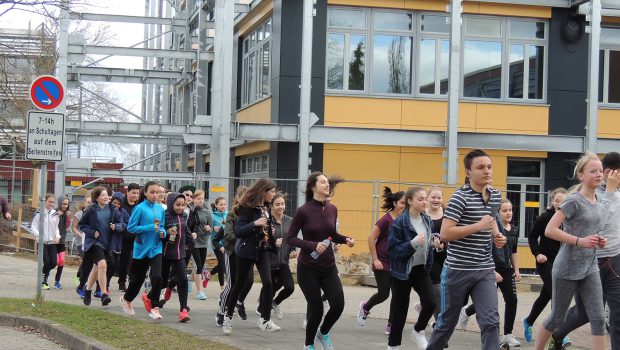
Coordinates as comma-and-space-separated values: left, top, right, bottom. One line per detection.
32, 209, 61, 243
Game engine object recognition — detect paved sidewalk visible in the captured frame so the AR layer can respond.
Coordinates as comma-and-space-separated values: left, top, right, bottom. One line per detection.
0, 253, 608, 349
0, 326, 66, 349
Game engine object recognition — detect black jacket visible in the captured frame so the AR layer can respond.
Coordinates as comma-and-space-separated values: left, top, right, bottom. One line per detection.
121, 195, 138, 242
234, 206, 277, 261
528, 208, 561, 260
163, 193, 195, 260
269, 215, 293, 269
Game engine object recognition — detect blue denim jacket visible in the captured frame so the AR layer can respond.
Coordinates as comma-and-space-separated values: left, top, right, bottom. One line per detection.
388, 211, 434, 281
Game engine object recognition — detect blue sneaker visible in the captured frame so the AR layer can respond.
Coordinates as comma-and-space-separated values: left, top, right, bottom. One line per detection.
315, 331, 334, 350
522, 317, 533, 343
303, 346, 315, 350
94, 290, 102, 299
54, 281, 62, 289
562, 336, 571, 348
76, 287, 85, 298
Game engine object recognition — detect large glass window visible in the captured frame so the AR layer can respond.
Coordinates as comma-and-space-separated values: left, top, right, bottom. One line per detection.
600, 27, 620, 105
241, 18, 272, 107
325, 8, 547, 102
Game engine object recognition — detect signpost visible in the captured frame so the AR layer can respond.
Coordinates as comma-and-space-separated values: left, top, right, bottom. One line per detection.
28, 76, 65, 300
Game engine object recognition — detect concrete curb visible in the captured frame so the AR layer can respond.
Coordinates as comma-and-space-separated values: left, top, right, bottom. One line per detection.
0, 313, 117, 350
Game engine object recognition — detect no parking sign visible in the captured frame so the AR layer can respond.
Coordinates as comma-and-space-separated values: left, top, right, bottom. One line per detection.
29, 75, 64, 110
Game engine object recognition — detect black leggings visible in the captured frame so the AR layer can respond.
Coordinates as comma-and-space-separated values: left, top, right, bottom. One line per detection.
117, 234, 134, 284
42, 244, 57, 282
54, 243, 66, 283
389, 265, 436, 347
465, 268, 518, 335
225, 251, 272, 321
298, 263, 345, 346
526, 261, 553, 325
218, 251, 254, 314
106, 252, 120, 291
211, 249, 225, 286
123, 254, 163, 308
365, 269, 392, 323
185, 248, 204, 274
162, 259, 189, 311
271, 264, 295, 305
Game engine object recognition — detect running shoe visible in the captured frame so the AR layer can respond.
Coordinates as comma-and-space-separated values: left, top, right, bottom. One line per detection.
547, 336, 571, 350
142, 292, 153, 314
196, 291, 207, 300
179, 308, 190, 322
42, 282, 50, 290
357, 301, 369, 326
273, 302, 284, 320
215, 312, 224, 327
202, 270, 210, 289
120, 296, 135, 316
258, 318, 281, 332
83, 290, 92, 306
150, 307, 163, 320
315, 331, 335, 350
118, 282, 126, 292
387, 347, 400, 350
303, 346, 316, 350
385, 323, 391, 335
523, 317, 533, 343
222, 316, 233, 334
54, 281, 62, 289
236, 302, 247, 320
501, 334, 521, 347
164, 287, 172, 301
76, 287, 85, 298
94, 290, 102, 299
456, 306, 469, 330
101, 293, 111, 306
411, 329, 428, 349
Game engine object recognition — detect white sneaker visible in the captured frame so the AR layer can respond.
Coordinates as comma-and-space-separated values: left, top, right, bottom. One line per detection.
149, 307, 162, 320
119, 296, 135, 316
303, 319, 307, 329
502, 334, 521, 347
222, 316, 233, 335
258, 318, 281, 332
456, 306, 469, 330
357, 301, 368, 326
410, 329, 428, 349
414, 302, 422, 314
273, 303, 284, 320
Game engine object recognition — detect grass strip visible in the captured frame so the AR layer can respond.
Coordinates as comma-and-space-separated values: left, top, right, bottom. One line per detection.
0, 298, 236, 350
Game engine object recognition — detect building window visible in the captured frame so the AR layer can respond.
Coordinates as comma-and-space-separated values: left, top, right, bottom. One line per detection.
326, 7, 547, 103
241, 18, 271, 107
600, 27, 620, 105
240, 153, 269, 178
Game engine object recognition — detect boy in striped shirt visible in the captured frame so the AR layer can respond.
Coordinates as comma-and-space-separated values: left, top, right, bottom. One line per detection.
427, 149, 506, 350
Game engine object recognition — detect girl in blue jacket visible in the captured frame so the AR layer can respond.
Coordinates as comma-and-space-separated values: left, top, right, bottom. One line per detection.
209, 197, 228, 290
120, 181, 167, 320
387, 187, 436, 350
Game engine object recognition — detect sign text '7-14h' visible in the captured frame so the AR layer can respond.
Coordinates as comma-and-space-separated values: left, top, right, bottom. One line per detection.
26, 111, 65, 162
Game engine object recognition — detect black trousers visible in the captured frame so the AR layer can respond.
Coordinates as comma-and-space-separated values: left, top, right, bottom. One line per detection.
298, 263, 345, 346
42, 244, 57, 281
184, 248, 204, 274
211, 248, 226, 287
218, 251, 254, 314
162, 259, 189, 311
123, 254, 163, 308
106, 252, 121, 290
389, 265, 436, 347
271, 264, 295, 305
225, 251, 272, 321
525, 260, 553, 325
365, 269, 392, 323
117, 234, 134, 284
465, 268, 518, 335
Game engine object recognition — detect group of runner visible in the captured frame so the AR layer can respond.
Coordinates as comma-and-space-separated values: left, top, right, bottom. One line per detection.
32, 149, 619, 349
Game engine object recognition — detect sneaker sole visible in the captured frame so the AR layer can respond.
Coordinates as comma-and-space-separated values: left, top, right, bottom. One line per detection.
179, 316, 190, 322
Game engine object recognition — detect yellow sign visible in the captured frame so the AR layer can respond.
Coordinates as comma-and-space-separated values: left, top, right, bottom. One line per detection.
525, 201, 540, 208
211, 186, 227, 193
70, 180, 83, 187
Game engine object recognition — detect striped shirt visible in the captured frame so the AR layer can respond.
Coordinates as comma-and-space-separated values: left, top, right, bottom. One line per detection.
443, 184, 502, 270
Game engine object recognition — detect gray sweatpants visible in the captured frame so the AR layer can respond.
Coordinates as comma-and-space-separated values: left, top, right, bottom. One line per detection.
426, 266, 499, 350
543, 271, 605, 335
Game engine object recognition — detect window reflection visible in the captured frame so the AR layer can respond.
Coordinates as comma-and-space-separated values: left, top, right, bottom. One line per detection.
466, 17, 501, 37
510, 21, 545, 39
419, 39, 436, 94
463, 40, 502, 98
439, 40, 449, 94
509, 45, 524, 98
329, 9, 366, 29
374, 12, 412, 31
528, 45, 544, 99
421, 14, 449, 33
610, 51, 620, 103
373, 35, 412, 94
261, 44, 270, 96
349, 35, 366, 91
327, 34, 345, 90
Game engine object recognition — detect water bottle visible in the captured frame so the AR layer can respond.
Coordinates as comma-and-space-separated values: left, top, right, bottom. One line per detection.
311, 237, 332, 259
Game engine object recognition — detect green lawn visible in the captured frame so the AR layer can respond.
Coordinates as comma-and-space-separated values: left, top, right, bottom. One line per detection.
0, 298, 237, 350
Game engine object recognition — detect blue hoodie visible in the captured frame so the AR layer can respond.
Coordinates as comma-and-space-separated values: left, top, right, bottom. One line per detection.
109, 192, 130, 253
128, 199, 166, 259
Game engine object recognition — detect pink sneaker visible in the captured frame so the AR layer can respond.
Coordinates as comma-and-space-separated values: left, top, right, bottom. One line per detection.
120, 296, 135, 316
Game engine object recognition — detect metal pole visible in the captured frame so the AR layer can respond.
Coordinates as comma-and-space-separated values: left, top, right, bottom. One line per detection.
11, 137, 16, 204
210, 0, 233, 203
54, 0, 69, 196
36, 162, 47, 300
297, 0, 314, 208
586, 0, 601, 152
446, 0, 462, 185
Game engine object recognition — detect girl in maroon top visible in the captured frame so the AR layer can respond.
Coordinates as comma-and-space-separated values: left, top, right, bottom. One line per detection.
357, 187, 405, 335
287, 172, 355, 350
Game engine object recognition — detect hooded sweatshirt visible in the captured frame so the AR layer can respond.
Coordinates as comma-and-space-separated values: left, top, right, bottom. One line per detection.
32, 208, 61, 243
109, 192, 130, 253
78, 202, 124, 253
163, 192, 195, 260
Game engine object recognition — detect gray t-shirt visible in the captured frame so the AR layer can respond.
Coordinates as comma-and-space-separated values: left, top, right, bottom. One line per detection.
596, 186, 620, 258
552, 192, 600, 280
410, 215, 428, 267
